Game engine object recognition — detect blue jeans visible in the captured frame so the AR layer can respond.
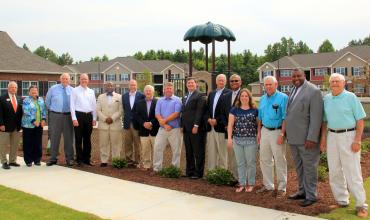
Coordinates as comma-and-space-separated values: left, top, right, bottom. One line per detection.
233, 137, 257, 186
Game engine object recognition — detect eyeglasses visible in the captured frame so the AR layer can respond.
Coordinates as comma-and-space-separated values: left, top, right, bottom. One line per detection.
230, 80, 239, 83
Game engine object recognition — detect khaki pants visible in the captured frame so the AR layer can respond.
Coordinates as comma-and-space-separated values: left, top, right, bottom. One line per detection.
327, 131, 368, 209
140, 135, 155, 169
259, 127, 287, 191
0, 131, 20, 164
99, 129, 122, 163
207, 128, 227, 170
153, 128, 182, 171
123, 125, 141, 163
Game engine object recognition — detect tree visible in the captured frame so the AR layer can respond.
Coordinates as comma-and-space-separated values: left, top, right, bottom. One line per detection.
137, 70, 152, 92
134, 51, 144, 60
34, 46, 47, 58
348, 35, 370, 46
264, 37, 313, 62
58, 53, 74, 66
318, 39, 335, 53
33, 46, 58, 64
102, 54, 109, 62
22, 43, 30, 51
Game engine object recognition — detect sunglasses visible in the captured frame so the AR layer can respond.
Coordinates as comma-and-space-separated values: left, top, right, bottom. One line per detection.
230, 80, 239, 83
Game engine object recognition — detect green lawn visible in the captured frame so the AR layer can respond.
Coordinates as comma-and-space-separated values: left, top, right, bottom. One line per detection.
0, 185, 103, 220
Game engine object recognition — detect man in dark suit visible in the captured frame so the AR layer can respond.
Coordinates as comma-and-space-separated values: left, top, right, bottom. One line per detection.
133, 85, 159, 170
181, 77, 207, 179
122, 79, 145, 165
285, 68, 323, 207
0, 81, 22, 169
221, 74, 242, 178
206, 74, 231, 170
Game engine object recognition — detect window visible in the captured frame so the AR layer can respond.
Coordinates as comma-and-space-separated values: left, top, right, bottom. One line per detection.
353, 67, 364, 77
22, 81, 38, 96
48, 81, 57, 89
90, 73, 101, 80
280, 85, 293, 93
333, 67, 346, 75
120, 73, 130, 81
0, 80, 8, 95
354, 84, 365, 93
280, 70, 292, 77
91, 87, 102, 95
316, 84, 326, 90
262, 70, 273, 78
136, 74, 145, 80
314, 68, 327, 76
120, 87, 129, 94
106, 73, 116, 81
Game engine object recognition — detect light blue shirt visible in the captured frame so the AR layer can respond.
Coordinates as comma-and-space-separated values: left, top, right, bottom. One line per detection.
155, 95, 182, 128
45, 84, 73, 113
258, 91, 288, 128
212, 88, 224, 118
323, 90, 366, 129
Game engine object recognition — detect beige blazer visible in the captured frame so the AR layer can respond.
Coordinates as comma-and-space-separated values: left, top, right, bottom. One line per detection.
97, 92, 123, 130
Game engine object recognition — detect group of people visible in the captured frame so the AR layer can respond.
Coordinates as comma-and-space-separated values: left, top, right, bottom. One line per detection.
0, 69, 367, 217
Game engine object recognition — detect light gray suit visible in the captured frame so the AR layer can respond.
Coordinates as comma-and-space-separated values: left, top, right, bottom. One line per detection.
285, 80, 323, 201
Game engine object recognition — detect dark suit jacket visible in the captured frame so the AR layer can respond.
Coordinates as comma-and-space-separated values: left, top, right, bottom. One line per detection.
122, 91, 145, 129
206, 88, 231, 133
181, 90, 207, 133
221, 89, 240, 138
133, 98, 159, 137
0, 93, 22, 132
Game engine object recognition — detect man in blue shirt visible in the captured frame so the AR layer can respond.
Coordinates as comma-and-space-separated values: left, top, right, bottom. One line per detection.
320, 73, 368, 218
45, 73, 74, 166
256, 76, 288, 198
152, 82, 182, 172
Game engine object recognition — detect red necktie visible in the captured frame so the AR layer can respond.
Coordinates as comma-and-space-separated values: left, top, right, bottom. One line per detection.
11, 95, 17, 112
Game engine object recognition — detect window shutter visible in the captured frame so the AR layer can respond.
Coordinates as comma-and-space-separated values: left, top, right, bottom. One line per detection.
345, 67, 348, 76
351, 67, 354, 76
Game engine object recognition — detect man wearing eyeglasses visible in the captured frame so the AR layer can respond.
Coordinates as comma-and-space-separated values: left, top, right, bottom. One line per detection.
221, 74, 242, 179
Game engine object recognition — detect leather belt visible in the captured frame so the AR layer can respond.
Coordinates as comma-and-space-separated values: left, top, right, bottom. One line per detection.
328, 128, 355, 133
263, 125, 282, 131
51, 111, 70, 115
76, 111, 92, 115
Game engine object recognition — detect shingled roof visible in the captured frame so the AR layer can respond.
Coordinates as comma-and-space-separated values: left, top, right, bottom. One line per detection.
0, 31, 68, 74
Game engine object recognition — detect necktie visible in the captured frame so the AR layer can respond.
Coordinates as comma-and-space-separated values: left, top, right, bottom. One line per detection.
11, 95, 17, 112
62, 87, 69, 112
288, 87, 297, 106
185, 92, 192, 105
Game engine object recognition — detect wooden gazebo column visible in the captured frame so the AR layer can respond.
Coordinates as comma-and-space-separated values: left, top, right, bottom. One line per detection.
227, 40, 231, 75
212, 39, 216, 73
189, 41, 193, 77
205, 43, 209, 72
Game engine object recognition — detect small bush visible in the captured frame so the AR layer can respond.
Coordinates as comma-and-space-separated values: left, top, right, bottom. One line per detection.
158, 165, 182, 178
206, 168, 235, 186
319, 152, 328, 167
318, 165, 328, 182
361, 140, 370, 153
112, 158, 128, 169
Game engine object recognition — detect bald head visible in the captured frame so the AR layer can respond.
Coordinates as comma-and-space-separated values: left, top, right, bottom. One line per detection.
129, 79, 137, 93
79, 73, 89, 88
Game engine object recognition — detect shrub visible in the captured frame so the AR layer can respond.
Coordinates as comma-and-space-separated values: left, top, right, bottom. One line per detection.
206, 168, 235, 186
158, 165, 182, 178
319, 152, 328, 168
112, 158, 128, 169
318, 165, 328, 182
361, 140, 370, 153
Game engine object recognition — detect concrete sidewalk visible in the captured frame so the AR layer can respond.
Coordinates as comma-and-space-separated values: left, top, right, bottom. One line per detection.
0, 157, 322, 220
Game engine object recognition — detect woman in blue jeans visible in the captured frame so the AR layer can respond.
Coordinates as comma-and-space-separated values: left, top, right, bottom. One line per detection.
227, 88, 259, 193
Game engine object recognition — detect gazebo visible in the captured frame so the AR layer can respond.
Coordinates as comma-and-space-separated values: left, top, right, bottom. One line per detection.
183, 22, 236, 77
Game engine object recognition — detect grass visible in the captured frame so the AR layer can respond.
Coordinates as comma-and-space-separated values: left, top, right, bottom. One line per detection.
318, 178, 370, 220
0, 185, 103, 220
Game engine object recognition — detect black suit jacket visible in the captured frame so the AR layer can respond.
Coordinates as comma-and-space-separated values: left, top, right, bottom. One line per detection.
221, 89, 240, 138
181, 90, 207, 133
206, 88, 231, 133
133, 98, 159, 137
122, 91, 145, 129
0, 93, 22, 132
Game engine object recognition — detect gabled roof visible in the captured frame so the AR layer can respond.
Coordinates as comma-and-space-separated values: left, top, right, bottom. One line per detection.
0, 31, 68, 74
267, 45, 370, 70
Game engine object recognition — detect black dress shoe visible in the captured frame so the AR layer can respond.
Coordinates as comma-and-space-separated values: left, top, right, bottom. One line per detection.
77, 161, 83, 167
288, 193, 306, 200
66, 161, 74, 167
46, 161, 57, 166
190, 176, 200, 179
26, 163, 32, 167
2, 163, 10, 169
84, 162, 93, 166
100, 163, 107, 167
9, 162, 20, 167
300, 199, 317, 207
34, 162, 41, 166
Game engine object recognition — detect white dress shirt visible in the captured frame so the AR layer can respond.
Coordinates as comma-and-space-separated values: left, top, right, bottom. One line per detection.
231, 88, 240, 105
212, 88, 224, 118
70, 85, 97, 121
129, 91, 136, 109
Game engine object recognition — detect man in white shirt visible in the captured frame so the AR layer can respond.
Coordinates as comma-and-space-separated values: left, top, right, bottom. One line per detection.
70, 73, 97, 166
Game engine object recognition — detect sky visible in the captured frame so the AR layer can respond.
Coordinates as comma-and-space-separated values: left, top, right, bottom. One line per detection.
1, 0, 370, 62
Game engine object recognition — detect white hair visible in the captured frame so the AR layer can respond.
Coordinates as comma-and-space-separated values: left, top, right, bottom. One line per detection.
144, 85, 154, 92
263, 75, 277, 84
8, 81, 17, 88
329, 73, 345, 82
216, 74, 226, 81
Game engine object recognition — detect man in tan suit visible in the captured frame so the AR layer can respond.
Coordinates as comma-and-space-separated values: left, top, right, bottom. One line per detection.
97, 82, 123, 167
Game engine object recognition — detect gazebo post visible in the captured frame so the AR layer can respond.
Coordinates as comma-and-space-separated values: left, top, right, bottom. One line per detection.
212, 39, 215, 73
205, 43, 208, 72
189, 41, 193, 77
227, 40, 231, 79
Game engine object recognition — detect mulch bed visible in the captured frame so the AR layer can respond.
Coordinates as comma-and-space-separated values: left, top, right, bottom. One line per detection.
20, 133, 370, 217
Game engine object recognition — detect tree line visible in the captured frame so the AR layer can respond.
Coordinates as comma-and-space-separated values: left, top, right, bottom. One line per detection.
25, 35, 370, 86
